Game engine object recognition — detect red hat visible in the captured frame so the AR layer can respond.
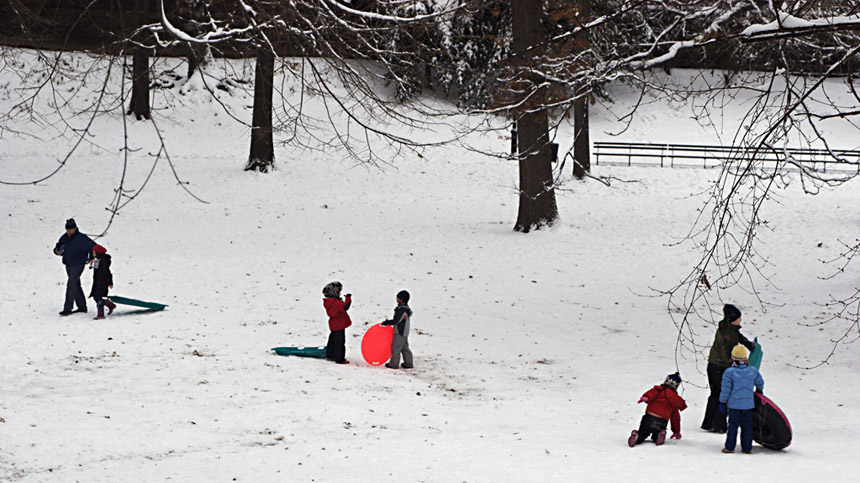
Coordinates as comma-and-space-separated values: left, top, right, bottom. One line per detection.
93, 245, 107, 254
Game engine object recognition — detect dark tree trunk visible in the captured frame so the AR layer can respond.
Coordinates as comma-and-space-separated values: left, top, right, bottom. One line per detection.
186, 43, 211, 79
128, 47, 151, 120
245, 46, 275, 172
125, 0, 151, 120
573, 94, 589, 178
511, 0, 558, 232
573, 0, 591, 179
180, 0, 210, 79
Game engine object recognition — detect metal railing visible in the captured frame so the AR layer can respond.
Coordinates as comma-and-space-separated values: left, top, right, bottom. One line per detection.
593, 142, 860, 172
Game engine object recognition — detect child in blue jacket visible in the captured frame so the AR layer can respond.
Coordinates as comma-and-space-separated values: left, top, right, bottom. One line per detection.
719, 344, 764, 454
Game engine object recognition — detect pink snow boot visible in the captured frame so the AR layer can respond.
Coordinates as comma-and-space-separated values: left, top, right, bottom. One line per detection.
104, 298, 116, 315
628, 430, 638, 447
655, 429, 667, 446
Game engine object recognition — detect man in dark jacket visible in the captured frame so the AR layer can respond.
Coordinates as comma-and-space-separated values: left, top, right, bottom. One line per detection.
382, 290, 413, 369
53, 218, 96, 316
701, 304, 756, 432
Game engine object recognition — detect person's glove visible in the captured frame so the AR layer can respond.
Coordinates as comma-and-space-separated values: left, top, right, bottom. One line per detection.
719, 402, 727, 414
745, 341, 756, 351
637, 396, 648, 404
345, 294, 352, 298
670, 432, 682, 440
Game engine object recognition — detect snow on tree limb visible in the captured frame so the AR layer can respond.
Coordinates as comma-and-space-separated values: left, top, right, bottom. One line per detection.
322, 0, 460, 23
158, 0, 257, 44
743, 11, 860, 36
637, 40, 697, 69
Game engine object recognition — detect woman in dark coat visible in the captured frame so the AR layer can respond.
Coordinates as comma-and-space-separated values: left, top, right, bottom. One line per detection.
701, 304, 756, 432
89, 245, 116, 320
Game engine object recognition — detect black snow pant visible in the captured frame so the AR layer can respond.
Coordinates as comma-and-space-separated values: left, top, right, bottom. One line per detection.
635, 414, 668, 444
701, 362, 728, 432
64, 263, 87, 312
326, 329, 346, 363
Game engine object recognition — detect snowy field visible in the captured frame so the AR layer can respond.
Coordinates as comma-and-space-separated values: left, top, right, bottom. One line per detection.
1, 53, 859, 481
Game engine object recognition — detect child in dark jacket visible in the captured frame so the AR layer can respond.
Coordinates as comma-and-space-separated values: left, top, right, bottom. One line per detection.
720, 344, 764, 454
382, 290, 413, 369
628, 372, 687, 447
89, 245, 116, 320
323, 281, 352, 364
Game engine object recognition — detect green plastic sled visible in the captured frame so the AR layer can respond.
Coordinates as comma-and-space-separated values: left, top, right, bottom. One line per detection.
109, 295, 168, 311
749, 337, 763, 369
271, 346, 327, 358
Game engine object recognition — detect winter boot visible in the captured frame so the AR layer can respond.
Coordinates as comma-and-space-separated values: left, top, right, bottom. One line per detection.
655, 429, 667, 446
104, 298, 116, 315
627, 430, 638, 448
94, 307, 105, 320
721, 448, 734, 454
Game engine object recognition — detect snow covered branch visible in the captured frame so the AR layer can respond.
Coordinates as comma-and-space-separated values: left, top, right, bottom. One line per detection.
742, 11, 860, 38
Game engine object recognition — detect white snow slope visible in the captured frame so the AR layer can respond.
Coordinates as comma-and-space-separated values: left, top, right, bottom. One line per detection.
1, 52, 859, 482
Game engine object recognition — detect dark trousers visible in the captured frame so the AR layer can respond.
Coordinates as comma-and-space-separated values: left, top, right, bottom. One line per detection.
702, 363, 728, 431
64, 264, 87, 312
94, 296, 105, 311
635, 414, 668, 444
326, 330, 346, 362
726, 408, 754, 452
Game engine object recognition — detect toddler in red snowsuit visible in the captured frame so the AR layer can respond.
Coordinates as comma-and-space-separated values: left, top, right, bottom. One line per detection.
628, 372, 687, 447
323, 281, 352, 364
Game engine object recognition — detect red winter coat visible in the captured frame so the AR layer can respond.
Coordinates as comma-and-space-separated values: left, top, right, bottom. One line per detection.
324, 296, 352, 331
642, 385, 687, 434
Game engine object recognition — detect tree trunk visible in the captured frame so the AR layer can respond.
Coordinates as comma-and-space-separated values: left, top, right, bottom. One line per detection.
245, 46, 275, 172
573, 0, 591, 179
511, 0, 558, 232
573, 94, 589, 178
187, 43, 212, 79
128, 47, 151, 120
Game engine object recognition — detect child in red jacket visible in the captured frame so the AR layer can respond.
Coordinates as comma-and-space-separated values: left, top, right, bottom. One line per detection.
323, 281, 352, 364
628, 372, 687, 447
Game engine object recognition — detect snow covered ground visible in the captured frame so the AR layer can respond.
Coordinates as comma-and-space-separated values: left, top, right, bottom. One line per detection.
1, 52, 859, 482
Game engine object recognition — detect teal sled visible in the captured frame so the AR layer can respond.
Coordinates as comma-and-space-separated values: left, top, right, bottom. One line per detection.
749, 337, 763, 369
271, 346, 327, 358
109, 295, 168, 311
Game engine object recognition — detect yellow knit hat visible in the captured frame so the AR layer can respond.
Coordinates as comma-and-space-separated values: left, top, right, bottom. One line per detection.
731, 344, 748, 361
